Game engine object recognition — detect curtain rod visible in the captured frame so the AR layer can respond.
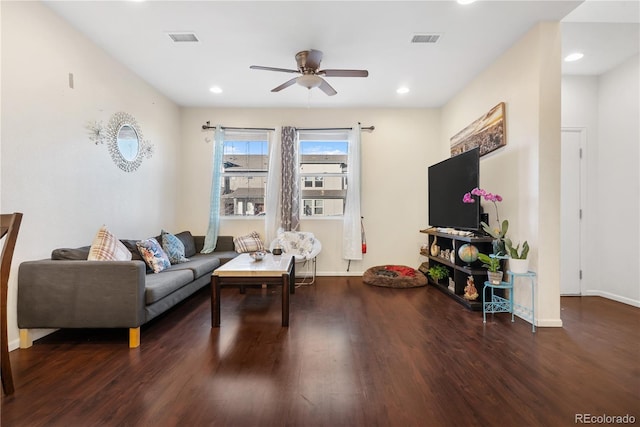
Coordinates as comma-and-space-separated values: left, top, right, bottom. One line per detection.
201, 122, 275, 131
296, 125, 374, 132
201, 121, 374, 132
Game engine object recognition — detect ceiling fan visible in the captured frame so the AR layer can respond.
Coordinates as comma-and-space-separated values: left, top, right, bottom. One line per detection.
250, 49, 368, 96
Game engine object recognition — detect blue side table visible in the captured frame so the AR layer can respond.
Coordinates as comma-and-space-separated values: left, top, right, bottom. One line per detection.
483, 270, 536, 333
508, 270, 536, 333
483, 278, 514, 324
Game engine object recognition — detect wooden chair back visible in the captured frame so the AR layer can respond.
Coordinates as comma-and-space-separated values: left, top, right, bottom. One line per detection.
1, 212, 23, 395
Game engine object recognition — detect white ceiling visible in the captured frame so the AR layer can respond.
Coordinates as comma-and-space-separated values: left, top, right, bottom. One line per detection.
43, 0, 639, 109
561, 0, 640, 75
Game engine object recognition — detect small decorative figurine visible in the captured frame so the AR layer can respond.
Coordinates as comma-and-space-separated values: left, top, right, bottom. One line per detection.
430, 236, 440, 257
463, 275, 479, 301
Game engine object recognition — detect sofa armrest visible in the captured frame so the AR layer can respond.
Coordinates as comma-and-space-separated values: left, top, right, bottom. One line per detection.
18, 260, 147, 329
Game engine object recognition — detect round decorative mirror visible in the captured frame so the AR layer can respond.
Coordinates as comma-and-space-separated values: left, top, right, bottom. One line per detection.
103, 112, 152, 172
116, 125, 140, 162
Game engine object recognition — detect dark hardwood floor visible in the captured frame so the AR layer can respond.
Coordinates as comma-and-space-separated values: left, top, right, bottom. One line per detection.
2, 277, 639, 427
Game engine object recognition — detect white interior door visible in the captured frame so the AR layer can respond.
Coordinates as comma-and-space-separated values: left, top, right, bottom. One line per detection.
560, 129, 583, 295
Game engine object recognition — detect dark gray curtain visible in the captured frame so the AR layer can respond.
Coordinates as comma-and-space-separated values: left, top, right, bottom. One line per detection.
280, 126, 299, 231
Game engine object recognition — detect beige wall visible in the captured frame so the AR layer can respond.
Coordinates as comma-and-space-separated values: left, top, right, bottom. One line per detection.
1, 2, 182, 348
179, 108, 441, 275
441, 22, 563, 327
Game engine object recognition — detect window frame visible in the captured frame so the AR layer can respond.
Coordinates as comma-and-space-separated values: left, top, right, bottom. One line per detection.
219, 131, 270, 218
297, 131, 349, 218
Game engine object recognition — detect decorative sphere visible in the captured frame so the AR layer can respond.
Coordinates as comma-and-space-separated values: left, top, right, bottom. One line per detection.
458, 244, 479, 264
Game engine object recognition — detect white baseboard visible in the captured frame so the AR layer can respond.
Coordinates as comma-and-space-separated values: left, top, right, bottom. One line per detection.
318, 271, 364, 277
535, 318, 564, 327
581, 290, 640, 308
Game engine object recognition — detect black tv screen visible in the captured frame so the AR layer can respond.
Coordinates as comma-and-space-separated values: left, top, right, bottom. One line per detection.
428, 148, 480, 231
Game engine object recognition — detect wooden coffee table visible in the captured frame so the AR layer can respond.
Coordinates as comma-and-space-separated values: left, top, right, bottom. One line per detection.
211, 253, 295, 327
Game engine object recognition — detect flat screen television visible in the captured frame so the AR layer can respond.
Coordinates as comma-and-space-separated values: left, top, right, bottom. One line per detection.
428, 148, 480, 231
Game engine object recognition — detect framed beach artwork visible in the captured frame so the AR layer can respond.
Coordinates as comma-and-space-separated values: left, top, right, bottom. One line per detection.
450, 102, 506, 157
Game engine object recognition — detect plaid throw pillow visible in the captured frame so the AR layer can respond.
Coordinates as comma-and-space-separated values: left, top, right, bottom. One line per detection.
233, 231, 265, 253
87, 225, 132, 261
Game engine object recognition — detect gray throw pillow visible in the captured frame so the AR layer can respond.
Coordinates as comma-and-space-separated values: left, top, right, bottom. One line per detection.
51, 246, 91, 260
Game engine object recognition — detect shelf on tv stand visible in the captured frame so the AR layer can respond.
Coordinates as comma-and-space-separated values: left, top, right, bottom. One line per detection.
420, 228, 500, 311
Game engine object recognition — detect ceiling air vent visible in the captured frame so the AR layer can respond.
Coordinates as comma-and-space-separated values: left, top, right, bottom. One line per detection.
168, 32, 199, 43
411, 34, 441, 44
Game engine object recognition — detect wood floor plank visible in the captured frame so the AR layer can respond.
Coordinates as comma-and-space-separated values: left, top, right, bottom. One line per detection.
2, 277, 638, 426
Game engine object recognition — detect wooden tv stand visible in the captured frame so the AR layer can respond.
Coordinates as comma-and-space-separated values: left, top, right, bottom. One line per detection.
419, 228, 495, 311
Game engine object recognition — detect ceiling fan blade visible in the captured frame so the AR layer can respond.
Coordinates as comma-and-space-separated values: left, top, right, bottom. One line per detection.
319, 69, 369, 77
250, 65, 299, 74
271, 77, 298, 92
305, 49, 323, 71
318, 78, 337, 96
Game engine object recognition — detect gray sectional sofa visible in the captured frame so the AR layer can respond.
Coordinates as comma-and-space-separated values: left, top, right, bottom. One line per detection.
17, 232, 237, 348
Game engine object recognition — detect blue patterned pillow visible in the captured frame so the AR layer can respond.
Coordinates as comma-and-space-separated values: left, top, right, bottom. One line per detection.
161, 230, 189, 264
136, 238, 171, 273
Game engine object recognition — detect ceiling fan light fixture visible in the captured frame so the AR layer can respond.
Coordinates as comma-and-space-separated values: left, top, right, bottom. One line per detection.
297, 74, 322, 89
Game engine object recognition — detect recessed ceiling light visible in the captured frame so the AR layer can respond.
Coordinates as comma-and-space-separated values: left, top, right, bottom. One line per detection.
397, 87, 410, 94
457, 0, 476, 5
209, 86, 223, 94
564, 52, 584, 62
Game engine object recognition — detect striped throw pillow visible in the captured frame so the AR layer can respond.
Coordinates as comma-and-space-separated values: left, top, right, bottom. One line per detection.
88, 225, 132, 261
233, 231, 265, 253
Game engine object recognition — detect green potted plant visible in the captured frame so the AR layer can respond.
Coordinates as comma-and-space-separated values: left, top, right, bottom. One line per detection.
477, 253, 503, 284
427, 264, 449, 284
505, 238, 529, 274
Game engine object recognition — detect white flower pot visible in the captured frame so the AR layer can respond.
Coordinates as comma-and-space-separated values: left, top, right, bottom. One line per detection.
509, 258, 529, 274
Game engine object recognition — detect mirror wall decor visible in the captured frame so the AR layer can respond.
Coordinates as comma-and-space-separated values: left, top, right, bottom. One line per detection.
87, 112, 154, 172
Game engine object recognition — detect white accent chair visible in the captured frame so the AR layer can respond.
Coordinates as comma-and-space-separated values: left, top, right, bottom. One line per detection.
270, 231, 321, 285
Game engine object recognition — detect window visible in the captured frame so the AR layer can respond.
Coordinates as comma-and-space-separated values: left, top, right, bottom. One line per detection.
220, 131, 269, 217
303, 199, 324, 216
298, 132, 349, 217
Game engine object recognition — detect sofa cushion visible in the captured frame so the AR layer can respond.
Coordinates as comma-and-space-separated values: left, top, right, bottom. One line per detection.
136, 238, 171, 273
169, 254, 222, 278
175, 231, 197, 258
233, 231, 265, 253
88, 225, 132, 261
51, 246, 91, 260
144, 269, 194, 304
161, 230, 189, 264
210, 251, 239, 265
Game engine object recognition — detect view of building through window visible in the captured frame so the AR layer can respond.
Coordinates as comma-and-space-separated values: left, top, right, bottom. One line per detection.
221, 138, 268, 216
299, 140, 348, 217
220, 134, 348, 217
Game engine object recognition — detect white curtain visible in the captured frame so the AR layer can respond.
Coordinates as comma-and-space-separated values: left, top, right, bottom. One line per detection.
265, 127, 282, 245
343, 123, 362, 260
202, 126, 225, 253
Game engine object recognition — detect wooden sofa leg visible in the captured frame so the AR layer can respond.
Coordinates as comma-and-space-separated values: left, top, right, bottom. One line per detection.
129, 327, 140, 348
19, 329, 33, 349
